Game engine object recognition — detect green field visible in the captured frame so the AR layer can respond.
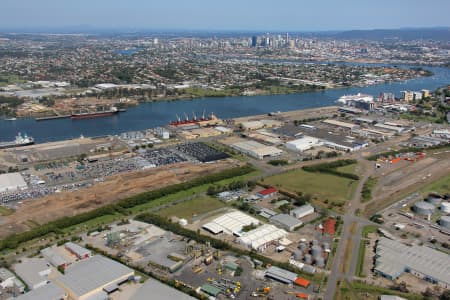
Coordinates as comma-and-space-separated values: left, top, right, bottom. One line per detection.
157, 196, 226, 221
0, 206, 13, 216
264, 169, 357, 212
127, 169, 261, 214
336, 163, 357, 174
335, 280, 423, 300
421, 174, 450, 195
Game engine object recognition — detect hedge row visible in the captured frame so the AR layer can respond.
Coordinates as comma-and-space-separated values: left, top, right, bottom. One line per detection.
302, 159, 359, 180
0, 165, 255, 251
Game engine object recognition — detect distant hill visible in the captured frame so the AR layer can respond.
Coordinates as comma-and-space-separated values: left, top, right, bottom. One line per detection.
319, 27, 450, 41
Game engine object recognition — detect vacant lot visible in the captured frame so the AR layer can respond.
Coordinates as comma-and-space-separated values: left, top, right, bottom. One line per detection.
264, 169, 357, 212
157, 196, 226, 222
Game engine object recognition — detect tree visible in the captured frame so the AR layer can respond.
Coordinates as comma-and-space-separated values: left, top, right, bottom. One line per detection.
441, 290, 450, 300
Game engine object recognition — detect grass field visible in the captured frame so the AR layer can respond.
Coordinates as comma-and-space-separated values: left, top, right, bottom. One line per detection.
61, 213, 122, 234
336, 163, 357, 174
0, 206, 13, 216
335, 280, 424, 300
421, 174, 450, 195
157, 196, 226, 221
127, 170, 261, 214
264, 169, 357, 212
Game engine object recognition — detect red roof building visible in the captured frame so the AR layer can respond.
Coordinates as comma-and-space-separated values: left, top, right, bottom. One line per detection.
323, 218, 336, 236
256, 187, 278, 198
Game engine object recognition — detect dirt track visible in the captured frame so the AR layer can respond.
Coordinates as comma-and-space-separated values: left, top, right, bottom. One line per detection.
0, 160, 236, 238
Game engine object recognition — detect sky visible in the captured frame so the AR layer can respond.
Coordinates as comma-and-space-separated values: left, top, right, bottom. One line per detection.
1, 0, 450, 32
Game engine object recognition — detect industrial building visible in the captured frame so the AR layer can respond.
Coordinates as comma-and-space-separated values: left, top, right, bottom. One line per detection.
202, 210, 260, 236
0, 268, 15, 289
230, 140, 282, 159
41, 246, 70, 269
265, 266, 298, 284
256, 187, 278, 199
291, 204, 315, 219
374, 123, 405, 134
440, 216, 450, 230
374, 238, 450, 289
240, 119, 283, 131
64, 242, 91, 260
130, 278, 196, 300
56, 255, 134, 300
237, 224, 288, 251
440, 202, 450, 213
13, 258, 51, 290
322, 119, 359, 130
0, 172, 27, 193
270, 214, 303, 231
285, 136, 321, 152
15, 282, 67, 300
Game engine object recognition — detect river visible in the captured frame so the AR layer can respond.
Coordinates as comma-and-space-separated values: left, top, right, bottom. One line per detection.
0, 65, 449, 143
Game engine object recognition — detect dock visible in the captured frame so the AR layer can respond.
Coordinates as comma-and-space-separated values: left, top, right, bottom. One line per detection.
35, 115, 71, 121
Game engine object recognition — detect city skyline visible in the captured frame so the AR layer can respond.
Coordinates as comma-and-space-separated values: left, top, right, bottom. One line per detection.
1, 0, 450, 32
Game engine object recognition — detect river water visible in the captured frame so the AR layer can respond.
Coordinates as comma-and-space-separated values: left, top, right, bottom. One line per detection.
1, 65, 449, 143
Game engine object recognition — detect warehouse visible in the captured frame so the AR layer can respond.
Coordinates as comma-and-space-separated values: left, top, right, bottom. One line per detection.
41, 246, 70, 269
0, 172, 27, 193
240, 120, 283, 131
291, 204, 315, 219
64, 242, 91, 260
202, 210, 260, 236
56, 255, 134, 300
285, 136, 321, 152
256, 187, 278, 199
231, 140, 282, 159
15, 282, 67, 300
270, 214, 303, 231
130, 278, 196, 300
374, 123, 405, 134
374, 238, 450, 289
322, 119, 358, 130
13, 258, 51, 290
265, 266, 298, 284
238, 224, 288, 251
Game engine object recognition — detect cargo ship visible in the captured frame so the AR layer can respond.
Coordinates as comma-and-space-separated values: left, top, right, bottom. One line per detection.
169, 111, 221, 127
0, 133, 34, 149
71, 107, 118, 119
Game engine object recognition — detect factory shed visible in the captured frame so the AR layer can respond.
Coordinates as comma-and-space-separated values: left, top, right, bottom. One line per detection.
374, 238, 450, 289
64, 242, 91, 259
15, 282, 67, 300
238, 224, 288, 251
56, 255, 134, 300
265, 266, 298, 284
256, 187, 278, 199
294, 277, 310, 288
130, 278, 196, 300
41, 246, 70, 269
201, 284, 221, 297
0, 172, 27, 193
13, 258, 51, 290
285, 136, 321, 152
202, 210, 260, 236
323, 119, 358, 130
291, 204, 315, 219
270, 214, 303, 231
231, 140, 282, 159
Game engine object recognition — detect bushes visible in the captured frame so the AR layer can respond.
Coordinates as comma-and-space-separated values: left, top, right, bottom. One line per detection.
361, 177, 377, 202
302, 159, 359, 180
267, 159, 288, 166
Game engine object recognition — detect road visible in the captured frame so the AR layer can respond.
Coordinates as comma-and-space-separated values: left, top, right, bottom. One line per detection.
323, 158, 374, 299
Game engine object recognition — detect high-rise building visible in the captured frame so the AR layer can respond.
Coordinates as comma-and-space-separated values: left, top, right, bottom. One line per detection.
251, 36, 258, 47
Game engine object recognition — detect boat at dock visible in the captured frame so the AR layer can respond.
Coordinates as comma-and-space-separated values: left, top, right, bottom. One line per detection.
71, 107, 119, 119
0, 133, 34, 149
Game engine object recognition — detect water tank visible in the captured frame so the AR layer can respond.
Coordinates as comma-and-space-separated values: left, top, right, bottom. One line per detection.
440, 202, 450, 214
315, 256, 325, 268
311, 245, 323, 257
426, 196, 442, 206
293, 250, 303, 260
413, 201, 435, 215
298, 243, 307, 251
322, 242, 330, 251
304, 254, 312, 264
440, 216, 450, 230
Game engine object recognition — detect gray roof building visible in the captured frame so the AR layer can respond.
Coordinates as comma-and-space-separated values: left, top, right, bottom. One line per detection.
270, 214, 303, 231
265, 266, 298, 284
13, 258, 51, 290
131, 278, 196, 300
15, 282, 67, 300
56, 255, 134, 300
374, 238, 450, 289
